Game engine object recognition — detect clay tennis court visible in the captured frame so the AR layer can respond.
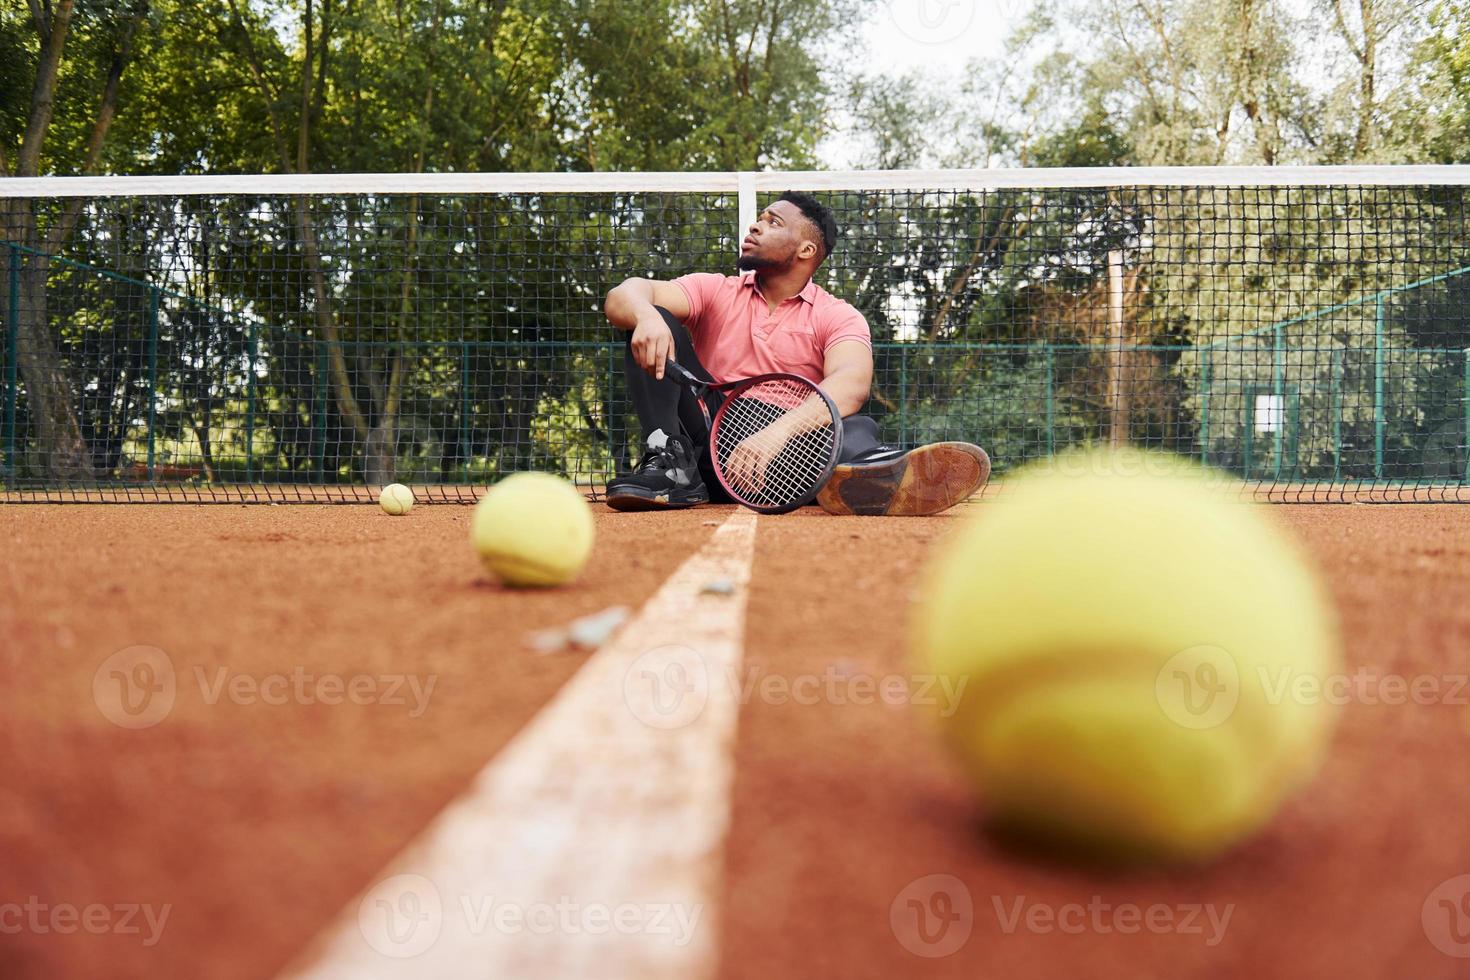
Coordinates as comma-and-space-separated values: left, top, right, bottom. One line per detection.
3, 499, 1469, 978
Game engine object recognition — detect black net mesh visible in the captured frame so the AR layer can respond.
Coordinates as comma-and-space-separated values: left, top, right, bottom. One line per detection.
2, 177, 1468, 502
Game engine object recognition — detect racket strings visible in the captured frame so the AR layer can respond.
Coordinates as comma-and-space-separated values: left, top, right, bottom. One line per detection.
714, 378, 838, 509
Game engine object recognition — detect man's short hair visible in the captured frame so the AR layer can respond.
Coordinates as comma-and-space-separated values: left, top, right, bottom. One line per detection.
778, 191, 838, 261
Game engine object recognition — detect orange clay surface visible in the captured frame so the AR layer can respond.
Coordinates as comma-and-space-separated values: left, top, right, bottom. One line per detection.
2, 503, 1469, 978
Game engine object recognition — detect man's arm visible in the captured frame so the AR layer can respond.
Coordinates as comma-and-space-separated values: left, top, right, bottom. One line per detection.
724, 340, 872, 492
604, 278, 692, 380
820, 339, 873, 418
604, 277, 691, 329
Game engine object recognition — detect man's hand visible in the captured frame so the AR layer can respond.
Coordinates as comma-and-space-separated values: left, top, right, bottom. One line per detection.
603, 278, 692, 382
724, 433, 778, 496
629, 311, 674, 380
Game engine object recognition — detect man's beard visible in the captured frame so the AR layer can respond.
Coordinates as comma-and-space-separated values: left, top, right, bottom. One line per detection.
737, 252, 792, 273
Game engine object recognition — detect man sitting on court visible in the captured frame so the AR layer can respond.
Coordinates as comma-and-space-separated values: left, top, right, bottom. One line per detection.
602, 191, 988, 515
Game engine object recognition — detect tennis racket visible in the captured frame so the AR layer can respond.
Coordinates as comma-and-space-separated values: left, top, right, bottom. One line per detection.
664, 359, 843, 514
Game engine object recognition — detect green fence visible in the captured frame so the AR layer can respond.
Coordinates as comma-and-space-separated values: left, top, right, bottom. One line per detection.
5, 235, 1470, 500
3, 178, 1469, 502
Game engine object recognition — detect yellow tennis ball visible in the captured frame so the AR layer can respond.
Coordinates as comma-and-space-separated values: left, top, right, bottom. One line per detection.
915, 448, 1341, 863
379, 483, 414, 515
470, 472, 594, 587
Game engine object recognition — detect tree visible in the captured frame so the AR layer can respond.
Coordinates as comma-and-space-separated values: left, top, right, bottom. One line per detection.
838, 2, 1099, 169
1408, 0, 1470, 161
11, 0, 867, 485
1, 0, 151, 480
843, 73, 949, 169
1074, 0, 1316, 165
1309, 0, 1434, 161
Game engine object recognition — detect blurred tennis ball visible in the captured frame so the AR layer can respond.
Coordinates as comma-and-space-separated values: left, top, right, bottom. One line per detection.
471, 472, 594, 587
915, 448, 1340, 863
379, 483, 414, 516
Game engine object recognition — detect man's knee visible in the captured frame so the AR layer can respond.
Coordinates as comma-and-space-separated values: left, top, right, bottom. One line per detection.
620, 306, 687, 347
653, 305, 683, 330
840, 415, 882, 462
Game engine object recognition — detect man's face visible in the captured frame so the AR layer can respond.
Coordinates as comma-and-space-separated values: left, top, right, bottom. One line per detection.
737, 201, 819, 272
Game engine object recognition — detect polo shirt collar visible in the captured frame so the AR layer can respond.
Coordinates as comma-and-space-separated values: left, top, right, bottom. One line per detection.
740, 269, 818, 305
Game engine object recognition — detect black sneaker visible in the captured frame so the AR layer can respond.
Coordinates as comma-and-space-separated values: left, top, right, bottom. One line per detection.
606, 433, 710, 511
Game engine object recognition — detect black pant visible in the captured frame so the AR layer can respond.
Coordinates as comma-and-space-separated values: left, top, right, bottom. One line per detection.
623, 308, 882, 497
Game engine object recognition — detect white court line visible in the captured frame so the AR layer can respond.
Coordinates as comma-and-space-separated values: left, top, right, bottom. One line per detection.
280, 509, 759, 980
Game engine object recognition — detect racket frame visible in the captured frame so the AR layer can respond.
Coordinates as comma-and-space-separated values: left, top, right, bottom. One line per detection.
663, 359, 843, 514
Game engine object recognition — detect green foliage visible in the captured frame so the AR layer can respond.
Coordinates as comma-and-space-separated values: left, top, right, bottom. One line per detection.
0, 8, 34, 155
2, 0, 868, 482
899, 349, 1091, 474
1, 1, 150, 174
1414, 0, 1470, 161
856, 0, 1455, 170
1025, 101, 1133, 168
36, 0, 866, 177
844, 74, 944, 170
7, 0, 1470, 492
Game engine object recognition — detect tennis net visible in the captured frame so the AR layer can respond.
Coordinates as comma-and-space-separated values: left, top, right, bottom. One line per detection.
2, 167, 1468, 502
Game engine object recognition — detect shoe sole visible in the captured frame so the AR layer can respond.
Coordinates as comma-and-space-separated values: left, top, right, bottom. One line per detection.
604, 487, 709, 512
817, 443, 991, 517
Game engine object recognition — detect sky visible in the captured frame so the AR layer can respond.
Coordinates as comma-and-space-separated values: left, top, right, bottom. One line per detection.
818, 0, 1034, 167
861, 0, 1022, 76
825, 0, 1345, 168
857, 0, 1329, 83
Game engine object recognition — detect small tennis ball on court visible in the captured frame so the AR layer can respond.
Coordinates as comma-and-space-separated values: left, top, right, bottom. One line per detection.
915, 447, 1341, 864
379, 483, 414, 516
471, 472, 594, 587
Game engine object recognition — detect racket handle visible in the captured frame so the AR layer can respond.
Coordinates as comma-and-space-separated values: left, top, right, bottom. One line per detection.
665, 358, 700, 387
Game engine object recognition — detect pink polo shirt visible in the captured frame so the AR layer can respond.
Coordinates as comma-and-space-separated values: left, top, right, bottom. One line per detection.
673, 271, 871, 384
